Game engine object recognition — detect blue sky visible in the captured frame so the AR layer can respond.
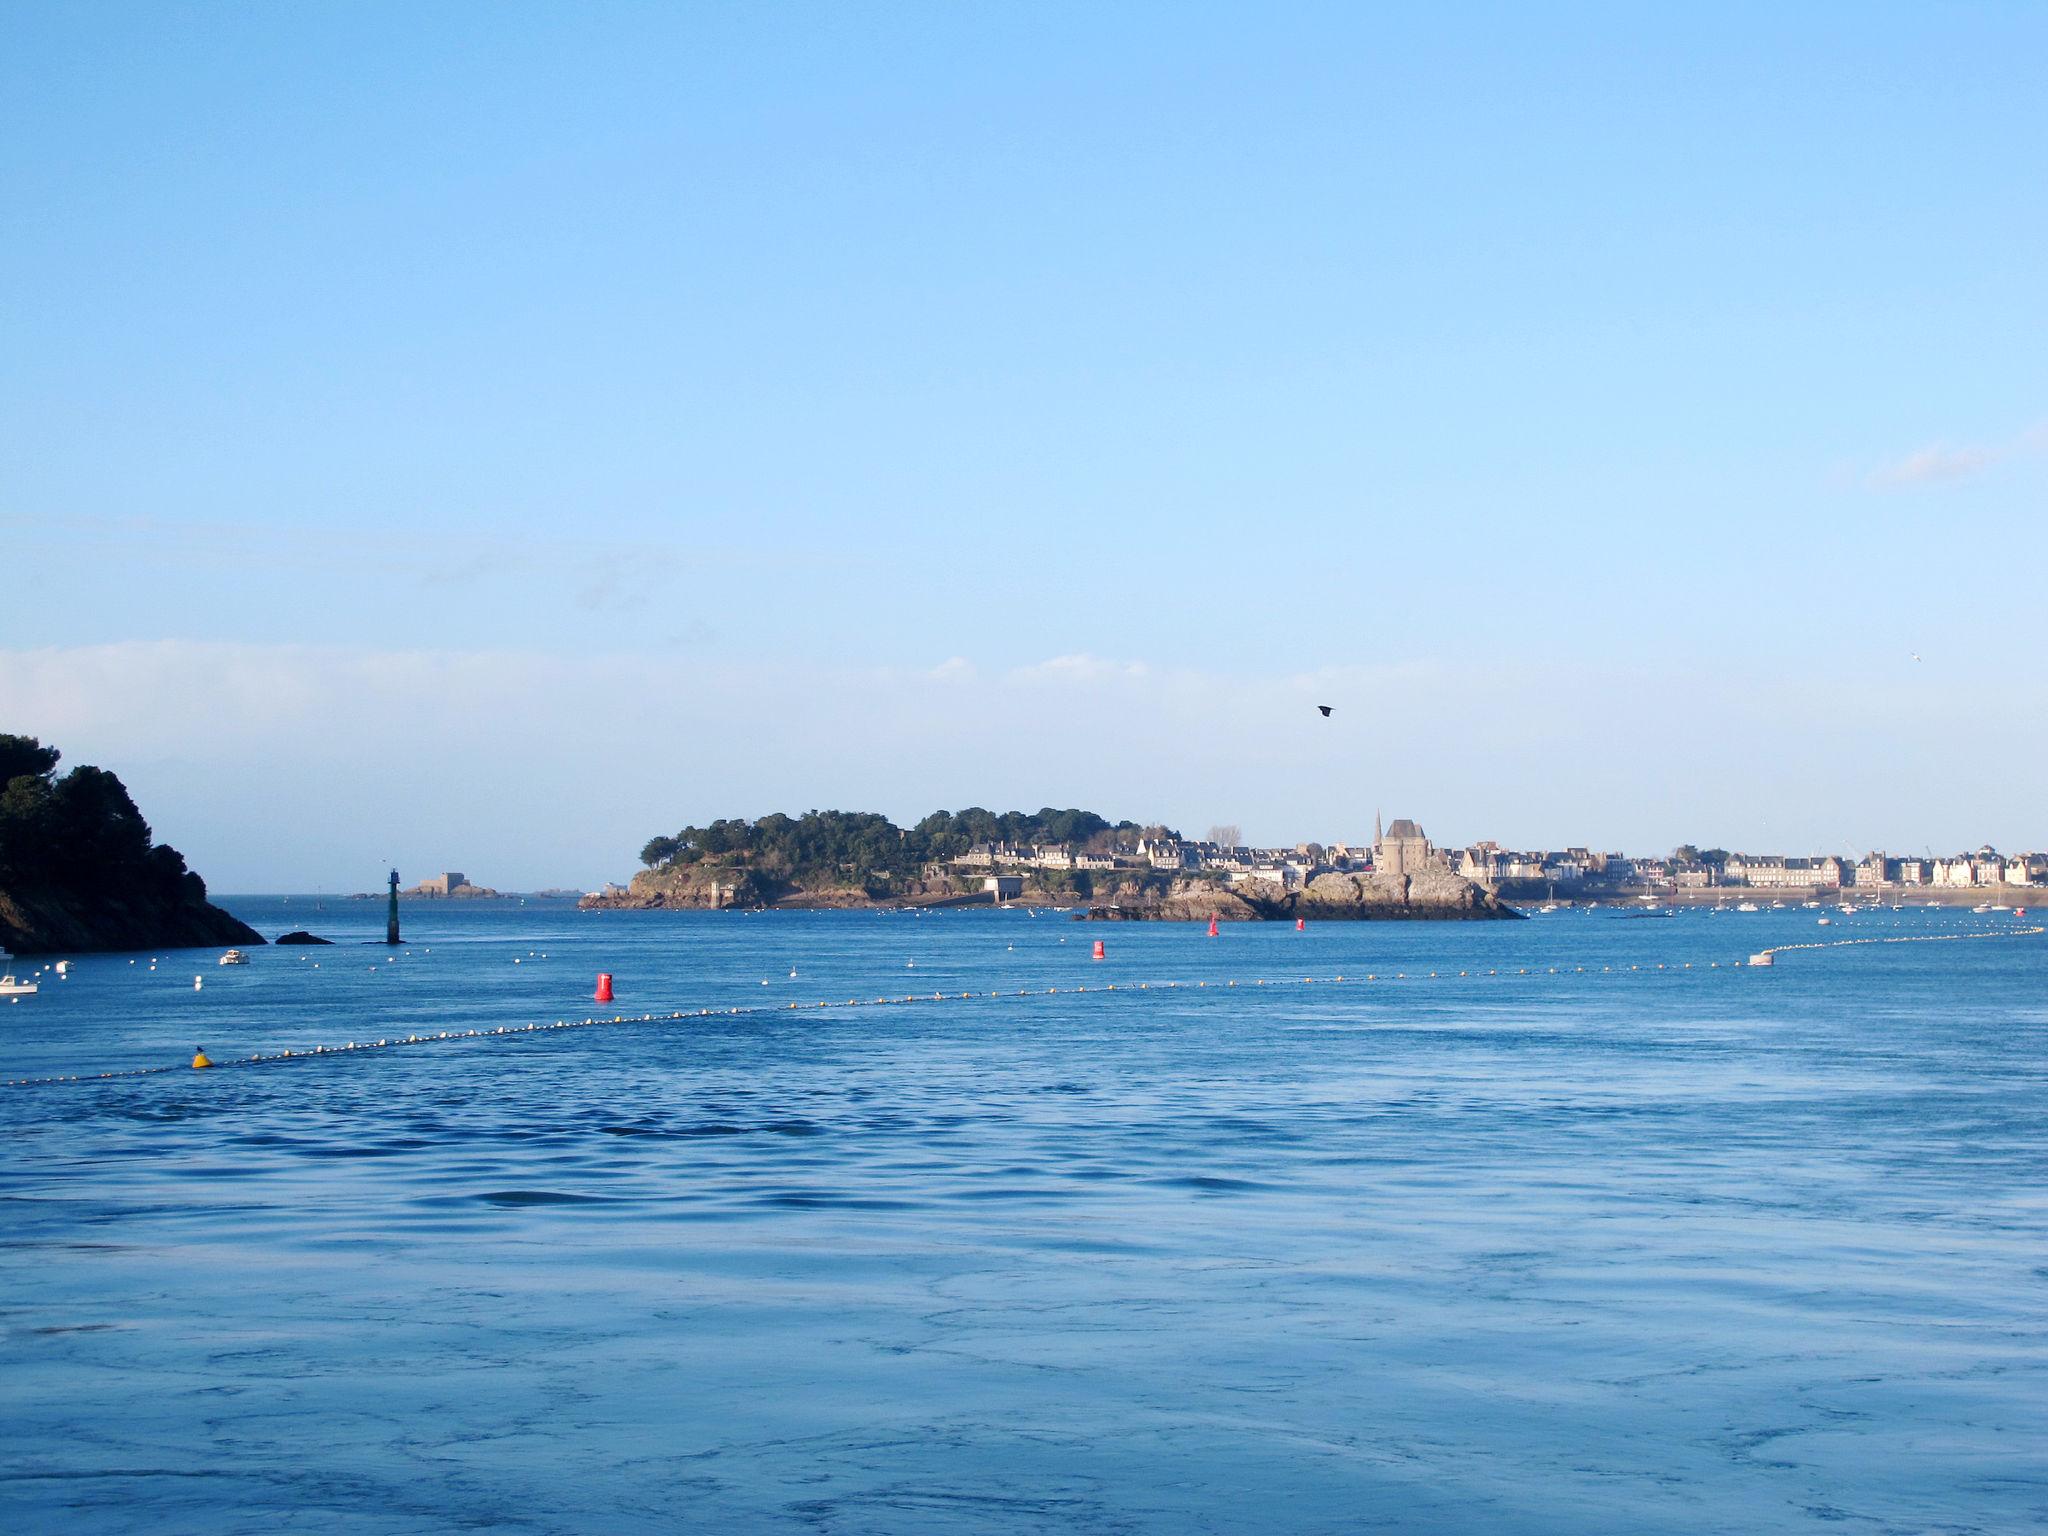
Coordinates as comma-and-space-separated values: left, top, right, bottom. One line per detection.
3, 2, 2043, 888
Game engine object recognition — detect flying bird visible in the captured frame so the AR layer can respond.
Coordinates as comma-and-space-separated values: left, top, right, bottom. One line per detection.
1911, 652, 1922, 663
1317, 704, 1333, 717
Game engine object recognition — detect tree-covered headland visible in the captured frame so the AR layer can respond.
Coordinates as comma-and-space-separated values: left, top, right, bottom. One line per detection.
0, 733, 261, 953
636, 807, 1175, 897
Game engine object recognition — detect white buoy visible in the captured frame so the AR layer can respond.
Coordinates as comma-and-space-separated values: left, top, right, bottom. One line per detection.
193, 976, 203, 990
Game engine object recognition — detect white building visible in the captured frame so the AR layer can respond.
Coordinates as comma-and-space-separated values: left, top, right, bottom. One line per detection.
1933, 857, 1977, 888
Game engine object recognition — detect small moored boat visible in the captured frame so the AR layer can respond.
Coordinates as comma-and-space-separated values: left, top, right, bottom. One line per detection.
218, 949, 251, 966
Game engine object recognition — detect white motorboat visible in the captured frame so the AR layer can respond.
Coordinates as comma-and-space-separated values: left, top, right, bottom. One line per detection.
218, 949, 251, 966
1735, 902, 1759, 913
1, 972, 37, 997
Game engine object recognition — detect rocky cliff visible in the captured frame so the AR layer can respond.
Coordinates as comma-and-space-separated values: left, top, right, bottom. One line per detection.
0, 885, 262, 955
582, 862, 977, 911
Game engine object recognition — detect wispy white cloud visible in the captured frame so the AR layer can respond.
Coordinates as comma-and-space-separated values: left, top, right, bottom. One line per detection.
1, 641, 2041, 889
1867, 442, 1995, 489
1006, 653, 1151, 684
1865, 417, 2045, 490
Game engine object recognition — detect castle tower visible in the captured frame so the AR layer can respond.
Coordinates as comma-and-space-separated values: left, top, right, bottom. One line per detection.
386, 869, 401, 945
1377, 819, 1435, 879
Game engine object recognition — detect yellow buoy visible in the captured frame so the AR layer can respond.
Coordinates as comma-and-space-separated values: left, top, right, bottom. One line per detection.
191, 1048, 213, 1070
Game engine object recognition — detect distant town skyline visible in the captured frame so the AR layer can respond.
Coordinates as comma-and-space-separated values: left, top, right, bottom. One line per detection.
3, 4, 2042, 888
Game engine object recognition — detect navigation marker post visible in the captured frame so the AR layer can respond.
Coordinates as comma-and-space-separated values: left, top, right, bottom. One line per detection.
386, 869, 401, 945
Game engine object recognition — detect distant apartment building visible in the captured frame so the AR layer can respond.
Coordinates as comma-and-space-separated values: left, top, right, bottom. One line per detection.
1724, 854, 1845, 889
1611, 857, 1668, 885
1544, 854, 1589, 885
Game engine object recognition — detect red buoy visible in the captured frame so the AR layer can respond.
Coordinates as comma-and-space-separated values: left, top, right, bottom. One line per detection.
594, 972, 614, 1002
1295, 917, 1306, 931
1207, 914, 1220, 938
1091, 939, 1106, 961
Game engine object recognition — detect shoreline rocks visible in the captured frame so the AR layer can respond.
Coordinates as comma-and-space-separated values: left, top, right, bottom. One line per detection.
1087, 872, 1520, 921
580, 861, 1519, 922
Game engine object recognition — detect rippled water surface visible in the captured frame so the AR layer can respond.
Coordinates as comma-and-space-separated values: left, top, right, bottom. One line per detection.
4, 898, 2045, 1534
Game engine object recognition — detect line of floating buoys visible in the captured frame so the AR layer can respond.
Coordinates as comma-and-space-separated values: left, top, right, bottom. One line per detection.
6, 925, 2041, 1090
1750, 924, 2043, 966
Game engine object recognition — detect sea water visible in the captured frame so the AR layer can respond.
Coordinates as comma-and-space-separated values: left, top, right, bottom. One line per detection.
2, 899, 2044, 1534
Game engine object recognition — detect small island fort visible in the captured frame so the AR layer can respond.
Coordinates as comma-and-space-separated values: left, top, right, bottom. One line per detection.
404, 872, 500, 898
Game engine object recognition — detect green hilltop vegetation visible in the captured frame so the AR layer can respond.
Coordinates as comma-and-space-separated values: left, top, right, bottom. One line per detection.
0, 733, 261, 953
638, 808, 1176, 894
